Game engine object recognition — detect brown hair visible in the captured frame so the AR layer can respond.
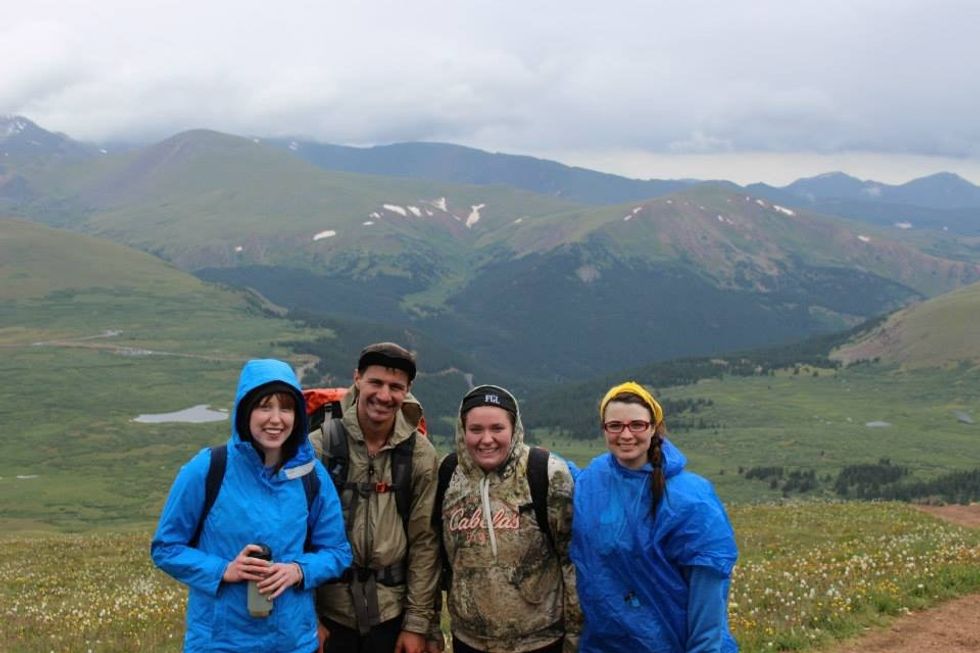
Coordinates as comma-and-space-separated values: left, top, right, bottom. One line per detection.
254, 391, 297, 411
603, 392, 667, 518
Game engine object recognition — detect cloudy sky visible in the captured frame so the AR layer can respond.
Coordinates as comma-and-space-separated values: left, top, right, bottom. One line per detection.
4, 0, 979, 184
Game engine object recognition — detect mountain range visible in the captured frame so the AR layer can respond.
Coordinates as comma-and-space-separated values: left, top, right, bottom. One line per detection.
3, 115, 979, 381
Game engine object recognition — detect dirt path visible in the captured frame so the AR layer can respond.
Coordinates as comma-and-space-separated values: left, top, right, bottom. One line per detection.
822, 503, 980, 653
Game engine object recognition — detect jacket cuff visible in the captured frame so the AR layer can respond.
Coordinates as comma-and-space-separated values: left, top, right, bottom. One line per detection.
401, 611, 429, 635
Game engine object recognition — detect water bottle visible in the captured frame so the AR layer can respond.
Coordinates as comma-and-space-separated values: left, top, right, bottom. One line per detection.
247, 543, 273, 617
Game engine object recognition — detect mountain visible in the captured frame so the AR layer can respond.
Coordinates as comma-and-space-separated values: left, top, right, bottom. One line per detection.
748, 172, 980, 235
265, 139, 695, 205
0, 115, 97, 167
831, 280, 980, 368
7, 124, 980, 380
751, 171, 980, 210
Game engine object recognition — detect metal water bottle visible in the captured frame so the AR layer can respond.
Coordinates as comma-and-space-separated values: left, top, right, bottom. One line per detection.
247, 544, 273, 617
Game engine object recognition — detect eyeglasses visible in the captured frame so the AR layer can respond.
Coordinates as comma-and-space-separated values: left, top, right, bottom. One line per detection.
602, 420, 652, 434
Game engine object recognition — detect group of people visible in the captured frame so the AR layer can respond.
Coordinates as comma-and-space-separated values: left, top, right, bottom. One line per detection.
152, 342, 738, 653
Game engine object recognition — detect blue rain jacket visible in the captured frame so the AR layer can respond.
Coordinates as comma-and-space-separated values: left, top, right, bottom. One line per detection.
152, 359, 353, 653
570, 440, 738, 653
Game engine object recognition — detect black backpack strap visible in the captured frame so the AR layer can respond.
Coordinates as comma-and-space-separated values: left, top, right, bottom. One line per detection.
191, 445, 227, 548
324, 417, 350, 498
301, 467, 320, 551
527, 447, 555, 554
433, 452, 459, 591
391, 433, 416, 535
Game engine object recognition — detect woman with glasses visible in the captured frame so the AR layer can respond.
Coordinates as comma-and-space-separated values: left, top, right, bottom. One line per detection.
569, 381, 738, 653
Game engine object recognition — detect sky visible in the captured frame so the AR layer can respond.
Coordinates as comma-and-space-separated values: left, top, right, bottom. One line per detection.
3, 0, 980, 185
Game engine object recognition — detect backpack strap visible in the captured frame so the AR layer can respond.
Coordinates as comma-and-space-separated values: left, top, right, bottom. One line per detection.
527, 446, 556, 554
301, 467, 320, 552
433, 452, 459, 590
191, 445, 227, 548
308, 399, 342, 434
391, 433, 416, 535
324, 417, 350, 501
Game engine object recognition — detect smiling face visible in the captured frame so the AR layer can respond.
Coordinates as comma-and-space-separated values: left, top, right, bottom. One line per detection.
248, 392, 296, 466
354, 365, 410, 434
463, 405, 514, 472
603, 400, 654, 470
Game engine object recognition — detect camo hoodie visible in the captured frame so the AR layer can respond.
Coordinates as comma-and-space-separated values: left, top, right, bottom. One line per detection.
440, 385, 581, 653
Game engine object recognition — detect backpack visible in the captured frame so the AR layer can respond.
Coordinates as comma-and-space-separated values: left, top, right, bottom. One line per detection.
304, 388, 419, 537
190, 444, 320, 548
432, 446, 555, 586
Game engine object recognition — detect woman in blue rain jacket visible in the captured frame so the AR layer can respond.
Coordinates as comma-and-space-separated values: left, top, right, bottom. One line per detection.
152, 359, 352, 653
571, 381, 738, 653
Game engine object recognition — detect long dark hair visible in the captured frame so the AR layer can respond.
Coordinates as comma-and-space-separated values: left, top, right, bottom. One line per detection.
603, 392, 667, 518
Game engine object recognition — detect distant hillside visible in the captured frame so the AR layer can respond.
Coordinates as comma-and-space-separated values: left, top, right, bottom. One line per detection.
0, 217, 199, 300
0, 116, 97, 167
831, 281, 980, 368
5, 124, 980, 379
266, 139, 695, 205
748, 172, 980, 235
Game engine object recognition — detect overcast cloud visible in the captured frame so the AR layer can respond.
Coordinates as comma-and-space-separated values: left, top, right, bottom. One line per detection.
3, 0, 979, 184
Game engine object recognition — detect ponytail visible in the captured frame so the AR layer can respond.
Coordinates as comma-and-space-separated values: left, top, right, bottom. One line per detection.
648, 421, 667, 518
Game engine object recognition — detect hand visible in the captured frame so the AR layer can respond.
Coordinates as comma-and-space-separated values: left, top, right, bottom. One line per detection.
317, 621, 330, 653
394, 630, 427, 653
425, 638, 445, 653
222, 544, 272, 584
257, 562, 304, 600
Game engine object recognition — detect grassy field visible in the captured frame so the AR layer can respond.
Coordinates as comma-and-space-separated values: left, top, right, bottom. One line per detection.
0, 502, 976, 652
0, 219, 328, 532
533, 363, 979, 505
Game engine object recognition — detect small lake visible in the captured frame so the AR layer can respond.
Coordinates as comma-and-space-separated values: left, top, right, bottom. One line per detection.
134, 404, 229, 424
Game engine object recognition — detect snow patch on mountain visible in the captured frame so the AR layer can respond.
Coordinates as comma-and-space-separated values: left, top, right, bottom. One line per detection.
895, 222, 912, 229
857, 235, 871, 243
408, 206, 422, 217
383, 204, 408, 217
1, 117, 29, 140
313, 230, 337, 241
432, 197, 448, 211
773, 205, 795, 216
466, 204, 486, 228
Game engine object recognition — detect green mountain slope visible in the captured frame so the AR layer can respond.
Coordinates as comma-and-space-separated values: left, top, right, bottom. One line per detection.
18, 130, 580, 273
7, 129, 980, 379
0, 218, 325, 531
832, 281, 980, 368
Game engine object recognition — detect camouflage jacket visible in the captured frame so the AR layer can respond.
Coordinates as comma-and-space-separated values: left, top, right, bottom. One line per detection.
441, 387, 581, 653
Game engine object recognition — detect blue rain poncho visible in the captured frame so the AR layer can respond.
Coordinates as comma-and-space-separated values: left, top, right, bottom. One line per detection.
152, 359, 352, 653
570, 440, 738, 653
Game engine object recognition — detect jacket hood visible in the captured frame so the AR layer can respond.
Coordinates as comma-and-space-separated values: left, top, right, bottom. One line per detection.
661, 437, 686, 478
232, 358, 311, 469
454, 384, 526, 475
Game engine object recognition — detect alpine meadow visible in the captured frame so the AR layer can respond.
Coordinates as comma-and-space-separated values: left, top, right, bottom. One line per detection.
1, 116, 979, 653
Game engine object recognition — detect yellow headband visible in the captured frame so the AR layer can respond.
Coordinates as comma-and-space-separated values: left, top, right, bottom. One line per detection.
600, 381, 664, 427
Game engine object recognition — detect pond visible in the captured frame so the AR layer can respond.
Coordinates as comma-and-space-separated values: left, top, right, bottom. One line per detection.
134, 404, 229, 424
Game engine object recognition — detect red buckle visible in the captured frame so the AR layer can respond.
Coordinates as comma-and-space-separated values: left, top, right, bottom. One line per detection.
375, 482, 391, 493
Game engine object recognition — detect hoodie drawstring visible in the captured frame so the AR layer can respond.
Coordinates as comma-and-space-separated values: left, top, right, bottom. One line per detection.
479, 476, 498, 559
